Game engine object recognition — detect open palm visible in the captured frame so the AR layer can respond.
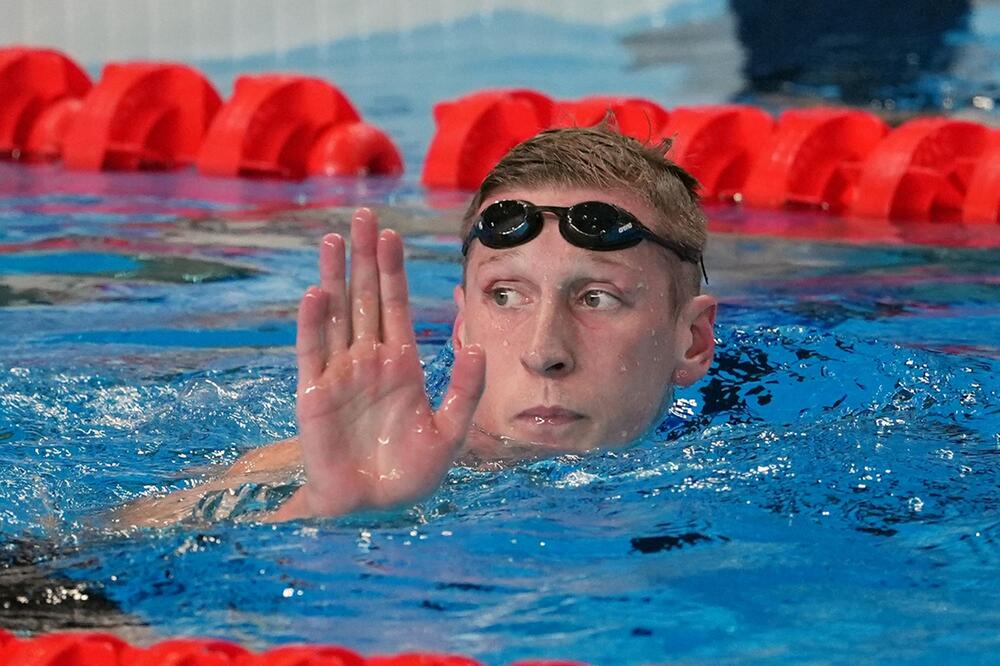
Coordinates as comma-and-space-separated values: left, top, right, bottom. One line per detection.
274, 209, 485, 520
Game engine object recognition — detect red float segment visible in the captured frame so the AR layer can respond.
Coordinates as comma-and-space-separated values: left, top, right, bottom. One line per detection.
367, 654, 482, 666
197, 75, 361, 179
123, 638, 251, 666
850, 117, 992, 221
552, 96, 669, 140
23, 96, 85, 160
0, 46, 91, 160
962, 132, 1000, 224
240, 644, 365, 666
658, 105, 774, 200
495, 88, 556, 127
421, 89, 554, 189
61, 62, 222, 171
0, 631, 128, 666
0, 633, 591, 666
307, 121, 404, 177
741, 107, 888, 211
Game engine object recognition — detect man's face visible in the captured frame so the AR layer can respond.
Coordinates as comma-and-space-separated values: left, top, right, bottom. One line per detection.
454, 185, 716, 454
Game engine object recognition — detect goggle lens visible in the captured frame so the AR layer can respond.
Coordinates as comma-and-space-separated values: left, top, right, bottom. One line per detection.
563, 201, 641, 250
465, 199, 707, 282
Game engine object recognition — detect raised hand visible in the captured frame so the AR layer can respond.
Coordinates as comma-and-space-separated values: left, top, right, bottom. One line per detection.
272, 208, 485, 520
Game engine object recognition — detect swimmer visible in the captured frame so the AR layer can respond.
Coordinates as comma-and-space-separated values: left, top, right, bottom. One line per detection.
121, 124, 717, 525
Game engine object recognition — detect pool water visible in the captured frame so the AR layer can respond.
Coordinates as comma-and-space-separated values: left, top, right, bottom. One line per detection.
3, 3, 1000, 664
1, 170, 997, 663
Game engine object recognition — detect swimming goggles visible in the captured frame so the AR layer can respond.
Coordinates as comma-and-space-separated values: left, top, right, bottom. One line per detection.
462, 199, 707, 281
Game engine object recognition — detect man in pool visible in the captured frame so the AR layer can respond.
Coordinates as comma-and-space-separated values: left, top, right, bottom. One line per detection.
124, 124, 717, 524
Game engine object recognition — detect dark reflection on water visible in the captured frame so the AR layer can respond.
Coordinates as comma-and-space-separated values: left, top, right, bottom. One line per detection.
624, 0, 996, 114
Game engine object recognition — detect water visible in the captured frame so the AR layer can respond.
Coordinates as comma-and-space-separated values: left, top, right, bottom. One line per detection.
2, 3, 1000, 664
1, 178, 997, 662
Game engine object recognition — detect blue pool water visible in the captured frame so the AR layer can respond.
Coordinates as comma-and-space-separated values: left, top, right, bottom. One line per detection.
3, 3, 1000, 664
1, 174, 997, 663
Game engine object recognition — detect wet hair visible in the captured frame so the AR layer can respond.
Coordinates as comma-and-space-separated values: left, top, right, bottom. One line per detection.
460, 123, 708, 309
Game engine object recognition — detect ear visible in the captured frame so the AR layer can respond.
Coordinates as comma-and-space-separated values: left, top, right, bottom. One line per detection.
672, 294, 717, 387
451, 284, 467, 350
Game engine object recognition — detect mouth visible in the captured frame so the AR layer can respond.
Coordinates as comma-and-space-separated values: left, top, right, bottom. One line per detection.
514, 406, 586, 428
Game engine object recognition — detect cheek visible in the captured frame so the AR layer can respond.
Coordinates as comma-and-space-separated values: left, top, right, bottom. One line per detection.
592, 326, 675, 411
603, 324, 674, 372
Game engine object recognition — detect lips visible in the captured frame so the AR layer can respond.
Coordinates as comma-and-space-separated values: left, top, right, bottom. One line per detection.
515, 406, 585, 427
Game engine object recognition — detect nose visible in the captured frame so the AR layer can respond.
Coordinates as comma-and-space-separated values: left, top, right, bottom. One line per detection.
520, 300, 575, 378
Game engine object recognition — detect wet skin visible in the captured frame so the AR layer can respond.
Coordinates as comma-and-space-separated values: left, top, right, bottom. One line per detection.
119, 191, 715, 525
455, 185, 716, 456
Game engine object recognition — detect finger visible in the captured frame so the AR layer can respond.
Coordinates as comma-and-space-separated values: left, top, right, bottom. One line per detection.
296, 286, 328, 384
319, 233, 350, 351
434, 345, 486, 446
348, 208, 380, 342
377, 229, 417, 348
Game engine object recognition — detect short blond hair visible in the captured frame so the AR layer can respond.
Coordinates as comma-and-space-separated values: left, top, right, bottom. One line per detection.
461, 124, 707, 306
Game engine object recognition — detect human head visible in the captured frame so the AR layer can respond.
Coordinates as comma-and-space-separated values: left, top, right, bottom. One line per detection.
460, 123, 708, 311
452, 124, 717, 455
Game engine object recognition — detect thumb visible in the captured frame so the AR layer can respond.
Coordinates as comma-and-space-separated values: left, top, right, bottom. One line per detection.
434, 344, 486, 446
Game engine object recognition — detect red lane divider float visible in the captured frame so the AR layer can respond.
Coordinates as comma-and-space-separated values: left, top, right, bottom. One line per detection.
423, 88, 1000, 226
657, 104, 773, 200
0, 631, 582, 666
2, 48, 996, 225
850, 117, 991, 221
963, 133, 1000, 224
741, 107, 887, 211
0, 46, 403, 179
63, 62, 222, 171
0, 46, 91, 161
551, 95, 668, 138
422, 89, 553, 189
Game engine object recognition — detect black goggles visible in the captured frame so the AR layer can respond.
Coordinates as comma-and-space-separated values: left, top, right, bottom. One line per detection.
462, 199, 707, 282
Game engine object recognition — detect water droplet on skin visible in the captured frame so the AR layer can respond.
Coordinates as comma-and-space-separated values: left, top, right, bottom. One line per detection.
302, 384, 321, 395
383, 358, 393, 367
377, 435, 391, 445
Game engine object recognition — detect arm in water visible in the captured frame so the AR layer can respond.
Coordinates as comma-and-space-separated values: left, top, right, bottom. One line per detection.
116, 208, 485, 526
270, 208, 485, 520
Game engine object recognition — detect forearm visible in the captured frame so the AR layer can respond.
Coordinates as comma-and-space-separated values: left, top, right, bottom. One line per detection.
114, 438, 304, 528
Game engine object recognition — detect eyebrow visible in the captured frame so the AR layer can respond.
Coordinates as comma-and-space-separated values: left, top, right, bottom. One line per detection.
472, 248, 637, 274
583, 254, 636, 270
473, 248, 525, 270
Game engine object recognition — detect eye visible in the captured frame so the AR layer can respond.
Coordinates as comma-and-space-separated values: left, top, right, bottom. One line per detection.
489, 286, 526, 308
580, 289, 621, 310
